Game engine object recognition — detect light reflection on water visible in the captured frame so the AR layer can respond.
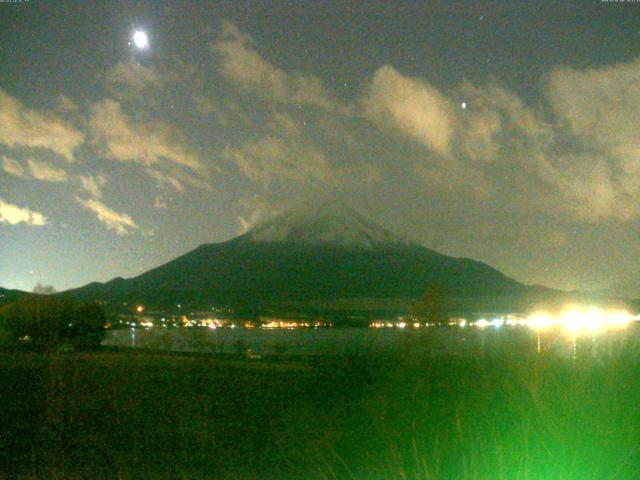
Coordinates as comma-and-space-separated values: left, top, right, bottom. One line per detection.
103, 323, 640, 359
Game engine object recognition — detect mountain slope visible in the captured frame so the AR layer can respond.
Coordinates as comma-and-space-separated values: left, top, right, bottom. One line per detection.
63, 202, 555, 311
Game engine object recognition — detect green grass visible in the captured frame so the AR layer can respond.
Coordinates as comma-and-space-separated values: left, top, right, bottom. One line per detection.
1, 347, 639, 479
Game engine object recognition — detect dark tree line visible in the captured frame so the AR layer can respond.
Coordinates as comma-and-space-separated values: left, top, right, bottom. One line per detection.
0, 296, 107, 350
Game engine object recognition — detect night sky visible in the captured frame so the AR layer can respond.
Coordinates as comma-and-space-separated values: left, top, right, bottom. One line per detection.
1, 0, 640, 295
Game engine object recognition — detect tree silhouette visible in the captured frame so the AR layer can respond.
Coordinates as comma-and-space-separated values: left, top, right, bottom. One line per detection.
33, 283, 57, 295
409, 283, 452, 325
0, 296, 107, 350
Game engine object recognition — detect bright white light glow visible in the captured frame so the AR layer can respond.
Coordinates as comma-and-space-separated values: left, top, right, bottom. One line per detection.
527, 312, 553, 331
133, 30, 149, 49
525, 306, 637, 335
469, 307, 637, 333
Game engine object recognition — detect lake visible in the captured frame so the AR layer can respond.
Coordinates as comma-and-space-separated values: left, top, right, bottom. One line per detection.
103, 322, 640, 359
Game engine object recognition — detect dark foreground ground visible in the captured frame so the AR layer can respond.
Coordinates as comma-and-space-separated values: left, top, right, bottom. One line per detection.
1, 346, 639, 479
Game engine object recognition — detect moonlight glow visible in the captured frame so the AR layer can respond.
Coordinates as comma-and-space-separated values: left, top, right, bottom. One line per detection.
132, 30, 149, 49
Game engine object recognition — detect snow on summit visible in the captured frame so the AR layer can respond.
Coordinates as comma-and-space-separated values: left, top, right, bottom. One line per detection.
241, 201, 410, 249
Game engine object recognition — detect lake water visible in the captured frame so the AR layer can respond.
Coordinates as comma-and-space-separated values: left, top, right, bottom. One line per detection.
103, 323, 640, 359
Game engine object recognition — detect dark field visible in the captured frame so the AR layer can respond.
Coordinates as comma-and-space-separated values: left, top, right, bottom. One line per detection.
1, 347, 639, 479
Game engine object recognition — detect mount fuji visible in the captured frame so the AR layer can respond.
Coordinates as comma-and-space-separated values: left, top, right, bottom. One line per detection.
64, 201, 554, 313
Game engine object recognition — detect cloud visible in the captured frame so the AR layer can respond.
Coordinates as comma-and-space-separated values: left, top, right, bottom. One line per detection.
236, 194, 291, 234
79, 174, 107, 199
455, 81, 553, 164
225, 135, 336, 188
146, 168, 184, 192
75, 196, 138, 235
212, 21, 347, 112
547, 57, 640, 154
56, 94, 78, 114
225, 110, 383, 198
267, 111, 304, 138
2, 156, 25, 177
436, 80, 555, 198
359, 60, 640, 222
544, 57, 640, 221
0, 198, 47, 226
361, 67, 521, 198
0, 87, 84, 162
107, 60, 163, 92
154, 196, 168, 209
363, 65, 455, 156
90, 99, 203, 172
193, 94, 219, 115
3, 156, 69, 183
27, 159, 67, 182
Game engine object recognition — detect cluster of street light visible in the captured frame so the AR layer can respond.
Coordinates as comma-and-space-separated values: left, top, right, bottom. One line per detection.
366, 307, 638, 335
472, 307, 638, 335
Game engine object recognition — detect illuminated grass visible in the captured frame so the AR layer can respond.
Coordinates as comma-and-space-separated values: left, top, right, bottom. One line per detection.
1, 348, 639, 479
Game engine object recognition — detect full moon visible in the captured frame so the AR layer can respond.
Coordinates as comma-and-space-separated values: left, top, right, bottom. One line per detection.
132, 30, 149, 49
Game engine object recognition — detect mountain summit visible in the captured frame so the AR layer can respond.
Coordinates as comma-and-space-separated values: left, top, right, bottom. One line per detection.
239, 201, 409, 249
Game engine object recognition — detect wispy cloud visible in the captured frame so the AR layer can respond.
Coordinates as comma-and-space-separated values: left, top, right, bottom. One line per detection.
88, 97, 212, 193
1, 156, 26, 177
212, 21, 348, 113
75, 196, 138, 235
225, 134, 336, 188
106, 60, 164, 93
357, 57, 640, 223
146, 168, 184, 193
90, 99, 202, 172
236, 194, 291, 235
3, 156, 69, 183
79, 174, 107, 199
27, 159, 67, 182
0, 198, 47, 226
363, 65, 455, 156
0, 87, 84, 162
154, 196, 168, 209
544, 57, 640, 221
